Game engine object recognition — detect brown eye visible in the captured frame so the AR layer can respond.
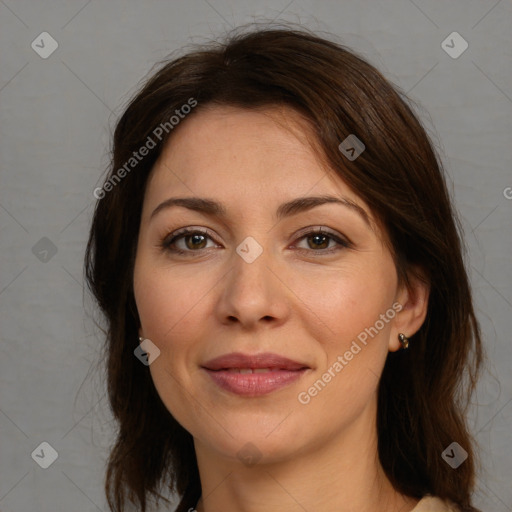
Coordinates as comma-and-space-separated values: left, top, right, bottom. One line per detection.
161, 227, 350, 257
183, 233, 208, 250
294, 228, 350, 254
162, 228, 217, 255
307, 233, 330, 250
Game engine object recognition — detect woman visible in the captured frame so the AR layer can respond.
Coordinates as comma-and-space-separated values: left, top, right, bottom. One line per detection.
85, 25, 483, 512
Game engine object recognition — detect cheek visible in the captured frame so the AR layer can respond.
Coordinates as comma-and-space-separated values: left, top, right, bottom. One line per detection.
134, 259, 210, 347
294, 260, 396, 410
134, 265, 208, 431
294, 258, 397, 349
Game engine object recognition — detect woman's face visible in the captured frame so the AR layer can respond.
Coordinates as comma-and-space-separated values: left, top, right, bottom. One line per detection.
133, 105, 408, 465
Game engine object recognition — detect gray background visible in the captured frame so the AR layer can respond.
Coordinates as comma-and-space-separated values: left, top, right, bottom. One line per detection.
0, 1, 511, 511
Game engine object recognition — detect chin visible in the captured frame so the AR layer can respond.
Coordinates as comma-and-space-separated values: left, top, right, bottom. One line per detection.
202, 432, 301, 467
191, 409, 314, 466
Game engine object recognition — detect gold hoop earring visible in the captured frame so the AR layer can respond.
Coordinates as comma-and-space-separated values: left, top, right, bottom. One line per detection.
398, 333, 409, 349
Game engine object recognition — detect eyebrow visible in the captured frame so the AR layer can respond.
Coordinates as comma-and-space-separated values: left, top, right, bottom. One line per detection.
150, 194, 372, 229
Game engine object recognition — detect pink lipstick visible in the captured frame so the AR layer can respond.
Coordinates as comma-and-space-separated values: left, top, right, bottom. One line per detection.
202, 352, 309, 396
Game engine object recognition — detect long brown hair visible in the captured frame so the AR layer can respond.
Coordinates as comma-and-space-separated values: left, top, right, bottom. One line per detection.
85, 24, 483, 512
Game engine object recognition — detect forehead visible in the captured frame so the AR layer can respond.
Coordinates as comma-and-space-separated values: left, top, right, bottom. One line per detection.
148, 106, 344, 191
142, 105, 379, 233
152, 106, 325, 181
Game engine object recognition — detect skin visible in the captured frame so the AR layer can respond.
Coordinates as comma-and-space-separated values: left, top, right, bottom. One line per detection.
133, 105, 430, 512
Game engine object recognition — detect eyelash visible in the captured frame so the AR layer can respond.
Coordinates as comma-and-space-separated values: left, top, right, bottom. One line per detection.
160, 227, 351, 256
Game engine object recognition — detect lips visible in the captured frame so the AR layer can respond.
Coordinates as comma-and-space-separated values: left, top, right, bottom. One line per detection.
201, 352, 310, 396
202, 352, 308, 372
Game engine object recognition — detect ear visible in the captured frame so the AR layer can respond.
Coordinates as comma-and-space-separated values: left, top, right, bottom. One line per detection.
389, 266, 430, 352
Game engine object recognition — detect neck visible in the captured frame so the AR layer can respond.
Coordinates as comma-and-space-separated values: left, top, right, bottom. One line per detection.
193, 398, 419, 512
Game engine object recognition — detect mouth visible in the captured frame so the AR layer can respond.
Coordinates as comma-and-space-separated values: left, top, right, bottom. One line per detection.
201, 352, 310, 396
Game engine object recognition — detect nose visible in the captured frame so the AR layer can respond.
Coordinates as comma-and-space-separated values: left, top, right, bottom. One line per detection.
214, 239, 290, 329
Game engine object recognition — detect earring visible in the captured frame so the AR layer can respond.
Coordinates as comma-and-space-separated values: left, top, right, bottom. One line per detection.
398, 333, 409, 349
139, 337, 143, 342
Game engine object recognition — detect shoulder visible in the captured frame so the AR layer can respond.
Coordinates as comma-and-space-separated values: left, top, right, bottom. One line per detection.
411, 495, 461, 512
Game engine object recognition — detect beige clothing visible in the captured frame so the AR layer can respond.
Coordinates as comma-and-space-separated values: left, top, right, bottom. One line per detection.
191, 495, 461, 511
412, 496, 460, 511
